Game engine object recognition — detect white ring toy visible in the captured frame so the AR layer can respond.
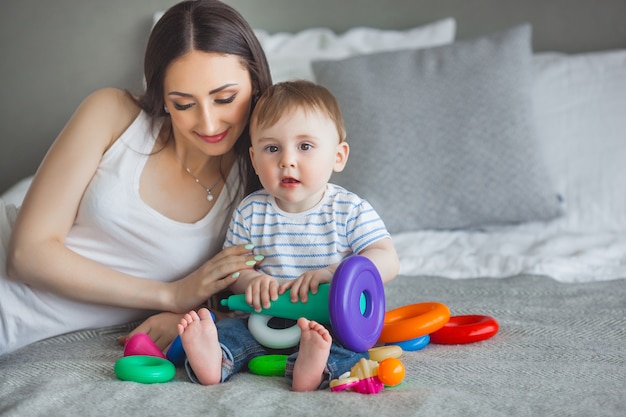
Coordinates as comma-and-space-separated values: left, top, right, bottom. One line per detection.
248, 314, 301, 349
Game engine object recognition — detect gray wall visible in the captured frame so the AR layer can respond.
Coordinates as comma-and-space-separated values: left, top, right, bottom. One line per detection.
2, 0, 625, 194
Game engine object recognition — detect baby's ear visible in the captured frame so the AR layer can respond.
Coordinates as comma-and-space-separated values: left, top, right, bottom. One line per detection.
249, 146, 258, 174
334, 141, 350, 172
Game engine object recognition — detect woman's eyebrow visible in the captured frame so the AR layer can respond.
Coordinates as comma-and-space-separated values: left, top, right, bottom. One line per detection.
167, 83, 238, 98
209, 83, 237, 94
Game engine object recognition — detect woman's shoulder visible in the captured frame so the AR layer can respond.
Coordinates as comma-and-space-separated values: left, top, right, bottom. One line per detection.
77, 88, 142, 146
82, 88, 137, 110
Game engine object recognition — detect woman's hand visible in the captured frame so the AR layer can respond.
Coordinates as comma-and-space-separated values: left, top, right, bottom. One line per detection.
278, 267, 334, 303
167, 244, 263, 313
118, 312, 183, 352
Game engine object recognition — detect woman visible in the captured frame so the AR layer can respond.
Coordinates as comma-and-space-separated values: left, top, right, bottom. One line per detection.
0, 0, 272, 355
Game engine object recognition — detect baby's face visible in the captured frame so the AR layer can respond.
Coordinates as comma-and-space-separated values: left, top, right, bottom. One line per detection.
250, 107, 348, 213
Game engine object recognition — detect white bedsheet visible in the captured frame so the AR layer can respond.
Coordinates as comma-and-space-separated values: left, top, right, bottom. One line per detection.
393, 223, 626, 283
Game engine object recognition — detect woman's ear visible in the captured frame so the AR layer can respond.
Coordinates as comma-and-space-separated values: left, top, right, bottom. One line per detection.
333, 141, 350, 172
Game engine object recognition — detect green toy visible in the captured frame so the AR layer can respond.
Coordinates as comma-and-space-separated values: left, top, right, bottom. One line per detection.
220, 283, 331, 324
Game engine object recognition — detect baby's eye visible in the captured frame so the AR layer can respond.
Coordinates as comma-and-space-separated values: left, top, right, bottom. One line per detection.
216, 94, 237, 104
265, 145, 279, 153
299, 143, 313, 151
173, 103, 194, 111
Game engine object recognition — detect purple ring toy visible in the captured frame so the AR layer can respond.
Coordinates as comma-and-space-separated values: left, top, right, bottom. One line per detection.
329, 255, 385, 352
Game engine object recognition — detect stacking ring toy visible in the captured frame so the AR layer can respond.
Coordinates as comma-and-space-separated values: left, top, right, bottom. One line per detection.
248, 314, 300, 349
378, 302, 450, 343
248, 354, 288, 376
368, 345, 402, 362
389, 334, 430, 351
329, 255, 386, 352
430, 315, 499, 345
114, 355, 176, 384
165, 335, 186, 366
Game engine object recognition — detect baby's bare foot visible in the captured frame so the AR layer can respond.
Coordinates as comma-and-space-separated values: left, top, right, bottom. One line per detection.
292, 317, 332, 392
178, 308, 222, 385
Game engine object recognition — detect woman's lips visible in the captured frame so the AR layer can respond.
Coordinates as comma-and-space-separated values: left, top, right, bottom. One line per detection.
197, 128, 229, 144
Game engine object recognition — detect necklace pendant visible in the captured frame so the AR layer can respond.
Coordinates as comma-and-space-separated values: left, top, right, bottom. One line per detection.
175, 151, 221, 203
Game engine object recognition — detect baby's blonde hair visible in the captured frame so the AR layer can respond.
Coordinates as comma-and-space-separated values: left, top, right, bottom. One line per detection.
250, 80, 347, 143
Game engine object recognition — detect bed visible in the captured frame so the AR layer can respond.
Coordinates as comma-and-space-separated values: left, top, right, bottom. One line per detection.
1, 3, 625, 417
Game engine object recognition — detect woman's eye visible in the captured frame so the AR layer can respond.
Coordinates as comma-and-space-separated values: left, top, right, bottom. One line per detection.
216, 94, 237, 104
299, 143, 312, 151
173, 103, 193, 111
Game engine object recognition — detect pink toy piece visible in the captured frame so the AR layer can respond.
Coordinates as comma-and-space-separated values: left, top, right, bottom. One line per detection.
352, 376, 384, 394
330, 376, 384, 395
330, 377, 361, 392
124, 333, 166, 359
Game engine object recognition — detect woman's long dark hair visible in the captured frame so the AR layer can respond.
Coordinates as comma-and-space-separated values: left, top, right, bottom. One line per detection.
138, 0, 271, 196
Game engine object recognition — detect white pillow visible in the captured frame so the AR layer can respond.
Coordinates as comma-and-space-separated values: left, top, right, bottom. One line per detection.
532, 49, 626, 232
255, 18, 456, 82
0, 176, 32, 206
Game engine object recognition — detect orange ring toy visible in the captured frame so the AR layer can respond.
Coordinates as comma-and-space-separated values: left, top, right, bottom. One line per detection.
378, 302, 450, 343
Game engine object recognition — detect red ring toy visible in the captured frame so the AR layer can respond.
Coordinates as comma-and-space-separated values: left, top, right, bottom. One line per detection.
378, 302, 450, 343
429, 315, 499, 345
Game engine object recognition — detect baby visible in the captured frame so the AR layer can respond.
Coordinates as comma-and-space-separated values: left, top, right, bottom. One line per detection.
178, 80, 399, 391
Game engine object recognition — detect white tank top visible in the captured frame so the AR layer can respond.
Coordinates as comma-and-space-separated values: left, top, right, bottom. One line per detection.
0, 111, 242, 355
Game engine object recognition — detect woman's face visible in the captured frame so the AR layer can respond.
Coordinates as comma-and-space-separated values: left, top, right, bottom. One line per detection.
163, 50, 253, 158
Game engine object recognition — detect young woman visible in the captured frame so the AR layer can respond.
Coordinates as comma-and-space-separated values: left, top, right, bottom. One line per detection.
0, 0, 272, 356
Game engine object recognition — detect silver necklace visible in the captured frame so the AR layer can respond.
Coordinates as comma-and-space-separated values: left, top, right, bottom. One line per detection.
175, 152, 222, 202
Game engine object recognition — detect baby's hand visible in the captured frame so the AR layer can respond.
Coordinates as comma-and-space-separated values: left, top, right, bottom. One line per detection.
245, 274, 279, 312
279, 269, 333, 303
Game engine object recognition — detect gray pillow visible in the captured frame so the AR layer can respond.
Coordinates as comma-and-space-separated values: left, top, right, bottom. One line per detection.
312, 24, 562, 233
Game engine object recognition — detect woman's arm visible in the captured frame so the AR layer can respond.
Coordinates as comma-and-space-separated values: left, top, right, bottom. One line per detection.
6, 88, 259, 313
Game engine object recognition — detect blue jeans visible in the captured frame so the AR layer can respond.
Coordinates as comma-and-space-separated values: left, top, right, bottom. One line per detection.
184, 317, 368, 390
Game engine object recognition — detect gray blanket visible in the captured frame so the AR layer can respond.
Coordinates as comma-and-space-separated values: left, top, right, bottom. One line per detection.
1, 275, 624, 417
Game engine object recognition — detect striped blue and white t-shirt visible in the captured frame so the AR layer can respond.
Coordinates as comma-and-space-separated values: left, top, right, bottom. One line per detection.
224, 183, 390, 280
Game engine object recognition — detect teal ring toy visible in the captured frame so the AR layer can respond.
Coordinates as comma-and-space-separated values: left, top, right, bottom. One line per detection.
114, 355, 176, 384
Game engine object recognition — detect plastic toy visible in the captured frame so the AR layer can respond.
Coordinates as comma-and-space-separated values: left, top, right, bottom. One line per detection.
389, 334, 430, 351
430, 315, 499, 345
165, 335, 186, 366
330, 356, 405, 394
367, 345, 402, 362
378, 302, 450, 343
328, 256, 386, 352
377, 357, 405, 386
247, 314, 301, 349
124, 333, 166, 359
248, 354, 288, 376
221, 255, 386, 352
114, 355, 176, 384
221, 283, 330, 323
331, 358, 384, 394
